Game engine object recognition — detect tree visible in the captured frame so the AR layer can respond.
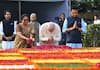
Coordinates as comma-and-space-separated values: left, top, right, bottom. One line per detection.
71, 0, 100, 13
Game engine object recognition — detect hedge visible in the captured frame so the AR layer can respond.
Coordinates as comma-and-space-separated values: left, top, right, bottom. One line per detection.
83, 24, 100, 47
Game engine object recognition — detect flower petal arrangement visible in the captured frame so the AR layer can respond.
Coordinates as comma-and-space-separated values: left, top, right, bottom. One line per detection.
0, 45, 100, 70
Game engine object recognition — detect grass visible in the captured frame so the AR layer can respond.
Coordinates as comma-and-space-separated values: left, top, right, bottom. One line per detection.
38, 63, 92, 68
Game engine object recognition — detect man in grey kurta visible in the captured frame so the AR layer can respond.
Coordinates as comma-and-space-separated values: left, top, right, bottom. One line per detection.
29, 13, 40, 46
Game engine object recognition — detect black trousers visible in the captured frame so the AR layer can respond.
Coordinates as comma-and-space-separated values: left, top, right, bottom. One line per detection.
59, 32, 66, 45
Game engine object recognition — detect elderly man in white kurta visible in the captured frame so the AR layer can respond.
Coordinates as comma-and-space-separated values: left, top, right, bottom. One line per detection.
39, 22, 61, 45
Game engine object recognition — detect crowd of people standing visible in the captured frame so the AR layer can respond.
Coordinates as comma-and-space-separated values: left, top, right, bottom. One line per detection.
0, 7, 87, 49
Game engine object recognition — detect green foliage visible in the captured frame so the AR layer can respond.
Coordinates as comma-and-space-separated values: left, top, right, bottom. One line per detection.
71, 0, 100, 13
83, 24, 100, 47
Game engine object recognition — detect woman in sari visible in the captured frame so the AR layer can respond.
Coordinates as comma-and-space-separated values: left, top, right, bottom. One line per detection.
14, 14, 35, 48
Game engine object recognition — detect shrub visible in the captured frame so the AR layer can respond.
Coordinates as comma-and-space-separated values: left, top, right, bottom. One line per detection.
83, 24, 100, 47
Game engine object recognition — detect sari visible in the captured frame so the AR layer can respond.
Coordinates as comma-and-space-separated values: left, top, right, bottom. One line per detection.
14, 23, 35, 48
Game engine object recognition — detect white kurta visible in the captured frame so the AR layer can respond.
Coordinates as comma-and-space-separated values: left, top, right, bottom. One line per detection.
39, 22, 61, 45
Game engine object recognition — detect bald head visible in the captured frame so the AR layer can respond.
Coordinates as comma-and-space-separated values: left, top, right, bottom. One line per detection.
47, 22, 55, 32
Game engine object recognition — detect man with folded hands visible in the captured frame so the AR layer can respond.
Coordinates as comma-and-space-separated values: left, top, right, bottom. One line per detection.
39, 22, 61, 45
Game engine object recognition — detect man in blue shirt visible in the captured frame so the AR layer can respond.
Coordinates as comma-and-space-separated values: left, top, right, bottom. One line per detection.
62, 7, 87, 48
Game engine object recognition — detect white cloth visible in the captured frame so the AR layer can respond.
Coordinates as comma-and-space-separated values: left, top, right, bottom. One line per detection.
66, 43, 82, 48
94, 19, 100, 24
2, 41, 14, 49
39, 22, 61, 45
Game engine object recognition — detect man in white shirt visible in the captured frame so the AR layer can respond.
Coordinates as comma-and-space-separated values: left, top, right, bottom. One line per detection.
39, 22, 61, 45
0, 10, 16, 49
